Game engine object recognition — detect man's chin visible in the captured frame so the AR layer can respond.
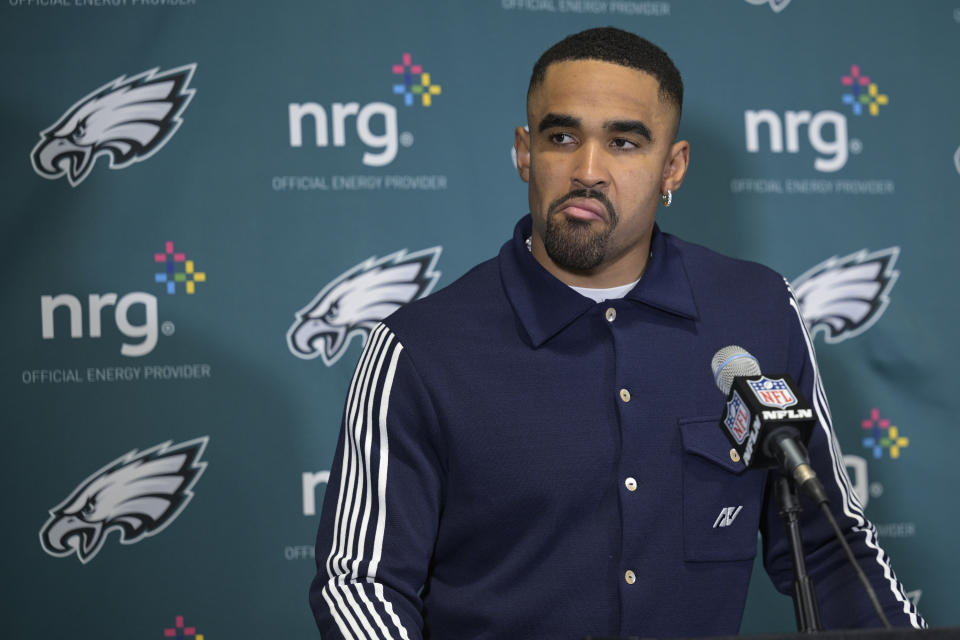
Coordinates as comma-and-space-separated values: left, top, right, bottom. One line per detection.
542, 223, 608, 272
548, 215, 606, 240
546, 248, 606, 273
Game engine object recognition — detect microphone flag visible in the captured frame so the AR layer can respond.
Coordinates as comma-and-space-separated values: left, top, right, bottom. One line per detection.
720, 373, 815, 469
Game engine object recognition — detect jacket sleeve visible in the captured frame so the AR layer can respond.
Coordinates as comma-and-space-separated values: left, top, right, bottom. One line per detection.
309, 323, 444, 639
759, 281, 925, 629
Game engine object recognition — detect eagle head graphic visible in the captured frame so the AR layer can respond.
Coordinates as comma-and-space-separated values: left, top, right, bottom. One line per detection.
791, 247, 900, 344
744, 0, 792, 12
30, 64, 196, 187
287, 247, 442, 366
39, 437, 208, 563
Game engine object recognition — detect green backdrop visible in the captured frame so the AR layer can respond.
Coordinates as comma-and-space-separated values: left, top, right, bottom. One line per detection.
2, 0, 957, 637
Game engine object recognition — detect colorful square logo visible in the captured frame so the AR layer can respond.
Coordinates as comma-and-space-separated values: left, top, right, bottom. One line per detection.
861, 408, 909, 459
154, 242, 206, 295
163, 615, 203, 639
392, 53, 442, 107
841, 65, 889, 116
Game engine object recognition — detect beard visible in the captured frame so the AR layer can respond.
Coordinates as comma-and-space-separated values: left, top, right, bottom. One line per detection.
541, 189, 618, 272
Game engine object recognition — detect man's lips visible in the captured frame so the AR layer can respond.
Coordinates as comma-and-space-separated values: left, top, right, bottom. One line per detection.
557, 198, 607, 222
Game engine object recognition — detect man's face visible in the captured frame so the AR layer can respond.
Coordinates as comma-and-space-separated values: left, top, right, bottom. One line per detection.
515, 59, 688, 286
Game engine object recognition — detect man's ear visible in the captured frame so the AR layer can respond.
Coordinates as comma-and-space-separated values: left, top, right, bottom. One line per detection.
514, 125, 531, 183
661, 139, 690, 193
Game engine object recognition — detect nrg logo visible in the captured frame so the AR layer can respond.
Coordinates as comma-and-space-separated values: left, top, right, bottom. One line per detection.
844, 454, 880, 508
745, 110, 850, 173
302, 471, 330, 516
41, 292, 160, 357
744, 65, 889, 173
39, 242, 204, 357
287, 52, 441, 167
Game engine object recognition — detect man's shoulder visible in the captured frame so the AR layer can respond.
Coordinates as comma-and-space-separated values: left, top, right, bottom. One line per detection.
666, 231, 786, 293
382, 254, 507, 342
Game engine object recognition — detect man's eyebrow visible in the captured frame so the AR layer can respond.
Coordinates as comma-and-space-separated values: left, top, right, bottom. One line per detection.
605, 120, 653, 142
538, 113, 580, 132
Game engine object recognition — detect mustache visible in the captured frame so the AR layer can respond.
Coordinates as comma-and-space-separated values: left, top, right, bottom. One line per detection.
548, 189, 617, 223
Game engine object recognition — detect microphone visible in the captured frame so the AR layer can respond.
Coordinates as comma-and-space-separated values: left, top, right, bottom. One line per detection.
711, 346, 894, 629
711, 345, 827, 505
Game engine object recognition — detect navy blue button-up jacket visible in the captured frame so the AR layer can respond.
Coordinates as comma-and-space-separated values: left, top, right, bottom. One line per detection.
310, 216, 924, 639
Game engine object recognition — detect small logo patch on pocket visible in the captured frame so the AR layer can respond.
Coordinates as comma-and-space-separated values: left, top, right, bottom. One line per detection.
713, 505, 743, 528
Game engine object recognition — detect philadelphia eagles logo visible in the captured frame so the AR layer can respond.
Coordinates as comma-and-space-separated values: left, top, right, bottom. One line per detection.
39, 437, 208, 563
792, 247, 900, 344
287, 247, 442, 366
744, 0, 792, 12
31, 63, 197, 187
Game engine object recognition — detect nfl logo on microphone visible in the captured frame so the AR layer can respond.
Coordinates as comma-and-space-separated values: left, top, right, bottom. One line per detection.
747, 376, 798, 409
724, 392, 751, 444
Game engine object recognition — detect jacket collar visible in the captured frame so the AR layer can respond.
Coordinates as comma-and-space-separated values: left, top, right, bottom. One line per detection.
499, 215, 699, 348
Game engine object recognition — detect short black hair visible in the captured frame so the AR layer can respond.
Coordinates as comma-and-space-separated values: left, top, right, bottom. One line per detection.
528, 27, 683, 122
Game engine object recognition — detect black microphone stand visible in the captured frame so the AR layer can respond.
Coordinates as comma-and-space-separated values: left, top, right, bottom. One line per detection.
775, 474, 823, 633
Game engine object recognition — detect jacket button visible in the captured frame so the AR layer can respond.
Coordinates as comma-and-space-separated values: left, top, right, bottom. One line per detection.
625, 570, 637, 585
605, 307, 616, 322
624, 477, 637, 491
619, 388, 631, 403
730, 449, 741, 463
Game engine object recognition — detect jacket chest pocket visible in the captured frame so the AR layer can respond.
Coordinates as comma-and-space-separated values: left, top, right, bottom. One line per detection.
679, 417, 767, 563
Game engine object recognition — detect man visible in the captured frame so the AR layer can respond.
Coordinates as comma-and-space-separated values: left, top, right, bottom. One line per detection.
310, 28, 924, 639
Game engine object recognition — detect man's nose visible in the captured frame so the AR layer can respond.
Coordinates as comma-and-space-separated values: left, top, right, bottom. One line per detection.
571, 140, 609, 189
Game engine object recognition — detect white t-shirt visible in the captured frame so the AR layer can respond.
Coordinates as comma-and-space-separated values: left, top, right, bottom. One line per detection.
524, 236, 642, 303
569, 279, 641, 303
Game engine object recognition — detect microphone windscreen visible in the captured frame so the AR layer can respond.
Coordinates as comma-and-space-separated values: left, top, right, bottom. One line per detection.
711, 345, 762, 395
